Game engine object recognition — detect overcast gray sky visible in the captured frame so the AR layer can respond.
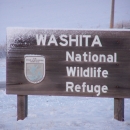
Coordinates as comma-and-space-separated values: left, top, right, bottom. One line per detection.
0, 0, 130, 44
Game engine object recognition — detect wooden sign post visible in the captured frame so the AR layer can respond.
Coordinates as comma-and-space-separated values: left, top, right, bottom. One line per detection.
6, 28, 130, 120
17, 95, 28, 120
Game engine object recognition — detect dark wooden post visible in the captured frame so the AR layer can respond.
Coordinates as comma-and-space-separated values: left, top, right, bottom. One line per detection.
110, 0, 124, 121
114, 98, 124, 121
17, 95, 28, 120
110, 0, 115, 28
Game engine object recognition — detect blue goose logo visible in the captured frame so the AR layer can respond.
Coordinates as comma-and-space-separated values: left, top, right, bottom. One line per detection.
24, 55, 45, 84
27, 64, 43, 82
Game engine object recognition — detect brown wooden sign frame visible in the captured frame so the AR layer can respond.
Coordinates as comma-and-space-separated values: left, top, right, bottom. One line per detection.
6, 28, 130, 98
6, 28, 130, 121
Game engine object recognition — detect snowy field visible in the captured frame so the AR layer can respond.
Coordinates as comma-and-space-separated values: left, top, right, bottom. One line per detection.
0, 58, 130, 130
0, 58, 6, 82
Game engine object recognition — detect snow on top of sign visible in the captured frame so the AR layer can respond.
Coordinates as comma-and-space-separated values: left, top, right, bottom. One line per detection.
6, 27, 130, 45
6, 27, 130, 52
7, 27, 130, 32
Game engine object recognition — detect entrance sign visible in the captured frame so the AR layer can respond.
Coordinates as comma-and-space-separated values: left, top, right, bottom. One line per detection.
6, 28, 130, 98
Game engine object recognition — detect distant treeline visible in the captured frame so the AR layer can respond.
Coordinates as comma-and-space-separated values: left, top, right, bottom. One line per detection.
115, 21, 130, 29
0, 44, 6, 58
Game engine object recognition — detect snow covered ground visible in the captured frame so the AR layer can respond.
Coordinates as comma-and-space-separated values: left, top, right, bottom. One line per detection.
0, 58, 6, 82
0, 58, 130, 130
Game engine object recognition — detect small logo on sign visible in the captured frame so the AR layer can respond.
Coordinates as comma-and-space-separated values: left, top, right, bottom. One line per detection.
24, 55, 45, 84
